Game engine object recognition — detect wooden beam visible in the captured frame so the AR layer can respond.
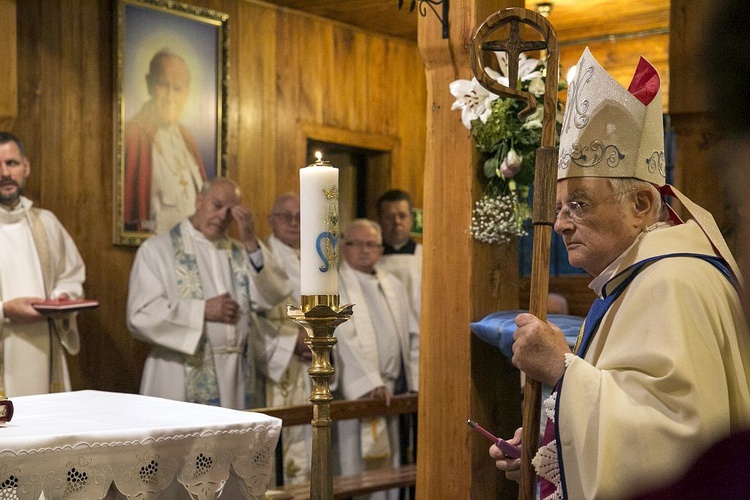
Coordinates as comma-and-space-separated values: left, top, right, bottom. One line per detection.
417, 1, 523, 499
669, 0, 730, 234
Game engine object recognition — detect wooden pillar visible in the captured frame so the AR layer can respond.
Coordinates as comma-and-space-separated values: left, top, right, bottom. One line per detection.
0, 0, 17, 130
669, 0, 729, 232
417, 1, 523, 499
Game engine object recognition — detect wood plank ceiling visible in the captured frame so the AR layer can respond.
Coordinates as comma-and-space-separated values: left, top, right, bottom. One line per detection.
259, 0, 670, 46
261, 0, 671, 109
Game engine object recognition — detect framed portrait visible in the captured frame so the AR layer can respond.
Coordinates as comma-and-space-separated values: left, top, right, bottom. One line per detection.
114, 0, 228, 246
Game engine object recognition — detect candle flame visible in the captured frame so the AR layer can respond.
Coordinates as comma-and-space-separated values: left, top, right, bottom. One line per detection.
315, 151, 323, 161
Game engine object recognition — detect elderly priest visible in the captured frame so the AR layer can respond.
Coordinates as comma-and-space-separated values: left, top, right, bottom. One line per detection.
127, 178, 291, 410
491, 48, 750, 499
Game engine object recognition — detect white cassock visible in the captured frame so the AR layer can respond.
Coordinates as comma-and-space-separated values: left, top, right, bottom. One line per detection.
0, 197, 85, 396
260, 234, 304, 385
376, 243, 422, 319
127, 220, 290, 410
334, 261, 419, 499
260, 234, 314, 485
150, 125, 205, 234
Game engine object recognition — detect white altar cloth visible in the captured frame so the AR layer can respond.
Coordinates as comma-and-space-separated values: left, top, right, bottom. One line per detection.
0, 390, 281, 499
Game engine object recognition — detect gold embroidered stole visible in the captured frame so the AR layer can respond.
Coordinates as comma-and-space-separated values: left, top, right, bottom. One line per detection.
27, 208, 67, 393
171, 223, 257, 408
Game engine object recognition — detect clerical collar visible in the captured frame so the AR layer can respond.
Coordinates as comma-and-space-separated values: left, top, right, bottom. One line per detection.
0, 195, 22, 212
383, 238, 416, 255
0, 196, 31, 224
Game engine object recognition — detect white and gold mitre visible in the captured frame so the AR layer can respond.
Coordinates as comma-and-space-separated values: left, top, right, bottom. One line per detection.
557, 47, 665, 185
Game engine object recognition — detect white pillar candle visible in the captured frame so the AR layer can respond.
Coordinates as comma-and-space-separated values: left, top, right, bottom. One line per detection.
299, 154, 339, 296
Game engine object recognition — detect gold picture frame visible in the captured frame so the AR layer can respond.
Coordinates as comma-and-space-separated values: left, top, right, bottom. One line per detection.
114, 0, 228, 246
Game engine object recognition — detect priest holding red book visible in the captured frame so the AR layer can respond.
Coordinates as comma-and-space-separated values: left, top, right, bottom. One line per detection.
0, 132, 86, 397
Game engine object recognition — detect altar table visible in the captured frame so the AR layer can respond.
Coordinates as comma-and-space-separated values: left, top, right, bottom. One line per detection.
0, 390, 281, 499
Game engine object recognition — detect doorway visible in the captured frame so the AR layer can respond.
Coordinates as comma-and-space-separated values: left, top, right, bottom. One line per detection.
306, 140, 391, 232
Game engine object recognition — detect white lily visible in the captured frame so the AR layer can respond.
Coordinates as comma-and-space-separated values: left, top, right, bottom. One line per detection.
449, 78, 499, 129
493, 52, 543, 86
484, 66, 510, 88
521, 106, 544, 130
528, 77, 545, 97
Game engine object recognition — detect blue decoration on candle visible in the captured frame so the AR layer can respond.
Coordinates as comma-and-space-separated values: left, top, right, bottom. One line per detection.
316, 231, 339, 272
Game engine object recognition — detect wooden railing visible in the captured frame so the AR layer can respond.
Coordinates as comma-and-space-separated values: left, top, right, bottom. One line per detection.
257, 393, 418, 500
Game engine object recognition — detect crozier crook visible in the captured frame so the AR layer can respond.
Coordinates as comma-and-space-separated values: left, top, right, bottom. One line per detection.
470, 8, 559, 500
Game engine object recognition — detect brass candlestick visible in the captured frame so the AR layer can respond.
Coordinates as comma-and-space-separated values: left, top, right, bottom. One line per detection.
288, 294, 353, 500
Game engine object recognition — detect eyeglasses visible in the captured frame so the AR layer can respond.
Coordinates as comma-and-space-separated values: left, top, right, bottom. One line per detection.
271, 212, 300, 224
344, 241, 383, 250
555, 188, 637, 222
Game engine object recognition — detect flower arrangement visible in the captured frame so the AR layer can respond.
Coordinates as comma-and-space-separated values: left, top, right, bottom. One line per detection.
450, 52, 565, 244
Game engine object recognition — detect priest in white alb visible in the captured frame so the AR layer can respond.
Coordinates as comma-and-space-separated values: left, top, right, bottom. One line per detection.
127, 177, 291, 410
260, 192, 314, 484
375, 189, 422, 320
0, 132, 86, 397
334, 219, 419, 499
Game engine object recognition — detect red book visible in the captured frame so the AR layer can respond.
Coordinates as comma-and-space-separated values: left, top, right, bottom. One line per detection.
32, 299, 100, 314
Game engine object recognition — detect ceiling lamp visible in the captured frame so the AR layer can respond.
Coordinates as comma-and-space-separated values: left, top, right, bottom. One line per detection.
536, 2, 553, 18
398, 0, 449, 39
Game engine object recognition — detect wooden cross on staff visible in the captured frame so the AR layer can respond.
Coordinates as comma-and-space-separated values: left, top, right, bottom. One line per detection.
470, 8, 559, 500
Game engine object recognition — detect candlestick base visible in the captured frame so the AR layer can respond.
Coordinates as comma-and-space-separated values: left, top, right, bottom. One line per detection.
288, 295, 353, 500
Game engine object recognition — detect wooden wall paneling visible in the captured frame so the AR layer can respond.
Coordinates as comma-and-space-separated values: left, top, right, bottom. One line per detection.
13, 0, 137, 393
298, 17, 330, 125
545, 0, 669, 42
669, 0, 728, 232
14, 0, 41, 199
10, 0, 428, 411
236, 2, 279, 237
670, 114, 729, 230
364, 36, 389, 137
669, 0, 711, 116
418, 1, 523, 498
560, 33, 670, 111
0, 0, 17, 130
274, 9, 307, 201
301, 122, 397, 220
331, 29, 366, 130
62, 1, 125, 391
387, 40, 427, 207
271, 6, 426, 213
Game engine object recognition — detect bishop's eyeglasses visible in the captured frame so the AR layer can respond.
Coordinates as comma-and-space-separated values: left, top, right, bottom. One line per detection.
555, 188, 637, 222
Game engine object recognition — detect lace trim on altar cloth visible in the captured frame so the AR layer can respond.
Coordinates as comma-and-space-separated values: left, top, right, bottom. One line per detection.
533, 391, 563, 500
0, 431, 276, 500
